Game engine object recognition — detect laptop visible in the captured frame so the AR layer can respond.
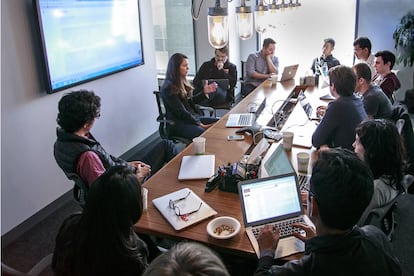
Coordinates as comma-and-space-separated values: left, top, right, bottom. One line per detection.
238, 174, 313, 259
225, 98, 266, 128
178, 155, 215, 180
260, 143, 310, 190
278, 64, 299, 82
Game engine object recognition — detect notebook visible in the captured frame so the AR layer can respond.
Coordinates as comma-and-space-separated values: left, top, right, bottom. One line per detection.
225, 98, 266, 128
278, 64, 299, 82
178, 155, 215, 180
260, 143, 310, 190
152, 188, 217, 230
238, 174, 313, 259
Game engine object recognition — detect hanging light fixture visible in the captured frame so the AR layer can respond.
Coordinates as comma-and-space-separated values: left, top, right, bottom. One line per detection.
254, 0, 268, 33
235, 0, 253, 40
207, 0, 229, 48
268, 0, 281, 13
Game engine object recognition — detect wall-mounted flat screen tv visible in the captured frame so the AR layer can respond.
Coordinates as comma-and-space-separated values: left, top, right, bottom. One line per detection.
33, 0, 144, 93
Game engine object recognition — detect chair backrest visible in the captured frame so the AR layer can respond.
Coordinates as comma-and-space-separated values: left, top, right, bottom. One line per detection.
391, 104, 414, 174
1, 253, 53, 276
66, 172, 88, 207
153, 91, 191, 145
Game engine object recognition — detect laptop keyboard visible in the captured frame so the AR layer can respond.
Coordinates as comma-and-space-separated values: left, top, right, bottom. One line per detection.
252, 217, 305, 239
298, 174, 310, 191
238, 114, 252, 125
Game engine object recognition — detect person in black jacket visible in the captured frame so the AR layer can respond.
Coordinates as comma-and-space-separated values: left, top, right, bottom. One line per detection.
192, 46, 237, 106
254, 148, 402, 276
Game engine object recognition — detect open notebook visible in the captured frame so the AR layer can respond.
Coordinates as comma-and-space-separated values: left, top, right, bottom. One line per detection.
152, 188, 217, 231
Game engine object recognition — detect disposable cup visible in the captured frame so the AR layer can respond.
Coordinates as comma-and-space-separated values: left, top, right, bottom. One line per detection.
297, 152, 310, 173
193, 137, 206, 155
282, 132, 294, 151
142, 187, 148, 211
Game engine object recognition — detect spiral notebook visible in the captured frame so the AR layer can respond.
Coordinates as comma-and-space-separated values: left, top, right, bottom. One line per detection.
152, 188, 217, 231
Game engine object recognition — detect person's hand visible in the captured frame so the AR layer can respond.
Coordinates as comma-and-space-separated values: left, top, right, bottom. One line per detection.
199, 123, 213, 130
216, 61, 224, 70
291, 222, 316, 242
258, 225, 279, 252
130, 161, 151, 183
203, 80, 217, 94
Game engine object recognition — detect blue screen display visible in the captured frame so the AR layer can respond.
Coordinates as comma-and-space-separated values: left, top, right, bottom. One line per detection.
34, 0, 144, 93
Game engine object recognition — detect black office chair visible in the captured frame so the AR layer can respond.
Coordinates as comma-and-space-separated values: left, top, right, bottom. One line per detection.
153, 91, 215, 145
239, 60, 247, 98
391, 104, 414, 175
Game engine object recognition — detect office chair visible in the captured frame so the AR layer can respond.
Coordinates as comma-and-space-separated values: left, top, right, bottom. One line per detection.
391, 104, 414, 175
153, 91, 215, 145
239, 60, 247, 97
1, 253, 53, 276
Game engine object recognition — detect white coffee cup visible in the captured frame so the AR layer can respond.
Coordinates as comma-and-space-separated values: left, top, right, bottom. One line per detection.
264, 78, 273, 88
142, 187, 148, 211
270, 73, 278, 85
193, 137, 206, 155
282, 132, 294, 151
297, 152, 310, 173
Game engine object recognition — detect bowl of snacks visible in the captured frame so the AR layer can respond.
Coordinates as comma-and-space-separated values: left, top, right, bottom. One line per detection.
207, 216, 241, 239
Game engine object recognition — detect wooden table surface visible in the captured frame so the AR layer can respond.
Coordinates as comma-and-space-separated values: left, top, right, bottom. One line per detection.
134, 79, 328, 258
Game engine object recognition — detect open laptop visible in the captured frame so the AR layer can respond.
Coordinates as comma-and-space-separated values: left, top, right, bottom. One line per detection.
225, 98, 266, 128
278, 64, 299, 82
238, 174, 313, 259
260, 143, 310, 190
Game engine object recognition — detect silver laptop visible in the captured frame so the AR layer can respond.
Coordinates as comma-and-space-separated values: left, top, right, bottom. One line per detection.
278, 64, 299, 82
225, 98, 266, 128
238, 174, 313, 259
260, 143, 310, 190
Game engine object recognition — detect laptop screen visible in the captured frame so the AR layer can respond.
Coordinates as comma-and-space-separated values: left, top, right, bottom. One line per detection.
238, 174, 302, 227
262, 144, 295, 177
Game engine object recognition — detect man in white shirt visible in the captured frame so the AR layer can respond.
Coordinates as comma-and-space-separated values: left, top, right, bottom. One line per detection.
353, 37, 375, 78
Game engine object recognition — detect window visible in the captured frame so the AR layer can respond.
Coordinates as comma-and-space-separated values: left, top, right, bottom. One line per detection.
259, 0, 357, 74
151, 0, 196, 76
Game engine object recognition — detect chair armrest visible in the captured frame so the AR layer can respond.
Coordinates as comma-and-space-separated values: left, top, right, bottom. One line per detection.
156, 116, 176, 126
197, 105, 215, 117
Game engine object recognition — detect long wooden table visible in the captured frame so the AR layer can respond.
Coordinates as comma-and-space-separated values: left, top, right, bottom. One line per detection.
134, 79, 329, 258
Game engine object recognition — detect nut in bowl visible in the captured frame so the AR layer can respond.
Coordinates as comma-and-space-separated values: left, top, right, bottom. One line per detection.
207, 216, 241, 239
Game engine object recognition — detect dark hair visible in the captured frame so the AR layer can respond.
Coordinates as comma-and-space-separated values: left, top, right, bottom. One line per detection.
353, 37, 372, 54
375, 50, 397, 70
74, 166, 146, 274
216, 46, 229, 55
263, 38, 276, 49
143, 242, 230, 276
310, 148, 374, 230
353, 62, 372, 82
328, 65, 356, 96
57, 90, 101, 133
355, 119, 405, 190
324, 38, 335, 47
164, 53, 192, 97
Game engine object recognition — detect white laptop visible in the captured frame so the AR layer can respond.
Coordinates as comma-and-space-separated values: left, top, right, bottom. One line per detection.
278, 64, 299, 82
178, 155, 215, 180
260, 143, 310, 190
238, 174, 313, 259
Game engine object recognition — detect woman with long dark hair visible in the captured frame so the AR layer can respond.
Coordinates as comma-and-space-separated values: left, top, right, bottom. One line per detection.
161, 53, 219, 140
53, 166, 148, 275
353, 119, 408, 223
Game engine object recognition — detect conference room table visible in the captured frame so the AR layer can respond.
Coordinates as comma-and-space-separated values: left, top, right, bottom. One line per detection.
134, 79, 332, 259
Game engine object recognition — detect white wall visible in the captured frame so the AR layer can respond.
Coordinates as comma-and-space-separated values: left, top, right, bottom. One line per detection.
1, 0, 159, 235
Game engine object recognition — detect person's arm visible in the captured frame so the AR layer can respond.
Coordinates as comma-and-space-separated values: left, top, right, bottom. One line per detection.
311, 102, 338, 148
362, 94, 378, 119
267, 55, 278, 75
246, 54, 269, 80
77, 151, 105, 187
192, 62, 210, 95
